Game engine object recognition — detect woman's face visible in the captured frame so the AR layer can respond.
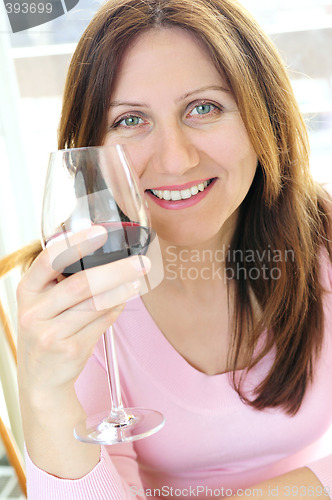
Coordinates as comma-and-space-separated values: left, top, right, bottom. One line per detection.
105, 28, 257, 247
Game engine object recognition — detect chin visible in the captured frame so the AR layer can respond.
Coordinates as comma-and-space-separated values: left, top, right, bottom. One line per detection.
153, 224, 219, 249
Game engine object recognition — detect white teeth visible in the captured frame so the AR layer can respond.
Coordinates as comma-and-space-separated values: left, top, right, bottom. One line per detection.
180, 189, 191, 199
151, 179, 214, 201
170, 191, 181, 201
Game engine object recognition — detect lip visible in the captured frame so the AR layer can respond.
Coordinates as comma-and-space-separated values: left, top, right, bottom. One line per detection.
146, 177, 218, 210
147, 177, 212, 191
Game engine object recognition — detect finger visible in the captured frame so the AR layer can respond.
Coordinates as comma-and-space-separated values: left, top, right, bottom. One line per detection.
42, 301, 125, 348
71, 279, 141, 312
20, 306, 125, 392
59, 305, 126, 362
68, 280, 140, 314
23, 226, 108, 292
42, 255, 150, 318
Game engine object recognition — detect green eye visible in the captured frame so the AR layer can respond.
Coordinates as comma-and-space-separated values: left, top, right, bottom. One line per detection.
195, 104, 212, 115
188, 102, 222, 121
123, 116, 141, 126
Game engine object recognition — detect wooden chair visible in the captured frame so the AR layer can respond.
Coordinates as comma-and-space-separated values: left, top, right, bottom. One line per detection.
0, 241, 41, 498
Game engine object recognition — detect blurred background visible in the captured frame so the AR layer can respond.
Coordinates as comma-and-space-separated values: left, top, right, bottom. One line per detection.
0, 0, 331, 496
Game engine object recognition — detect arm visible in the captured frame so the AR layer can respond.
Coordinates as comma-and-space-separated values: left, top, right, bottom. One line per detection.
17, 226, 150, 498
23, 350, 148, 499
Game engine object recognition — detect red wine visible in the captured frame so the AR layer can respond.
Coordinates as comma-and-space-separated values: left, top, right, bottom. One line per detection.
49, 222, 152, 276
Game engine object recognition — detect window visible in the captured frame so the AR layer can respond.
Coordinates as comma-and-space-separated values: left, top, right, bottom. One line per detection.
243, 0, 332, 186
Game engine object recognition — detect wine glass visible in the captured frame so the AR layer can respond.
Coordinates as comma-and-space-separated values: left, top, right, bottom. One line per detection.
41, 144, 165, 445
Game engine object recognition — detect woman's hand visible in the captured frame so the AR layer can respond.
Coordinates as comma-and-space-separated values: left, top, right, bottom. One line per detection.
16, 225, 150, 477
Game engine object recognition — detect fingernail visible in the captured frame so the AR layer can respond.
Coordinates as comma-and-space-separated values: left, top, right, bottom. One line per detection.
130, 256, 151, 273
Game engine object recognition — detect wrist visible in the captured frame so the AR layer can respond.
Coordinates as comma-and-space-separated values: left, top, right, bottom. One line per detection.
20, 384, 85, 429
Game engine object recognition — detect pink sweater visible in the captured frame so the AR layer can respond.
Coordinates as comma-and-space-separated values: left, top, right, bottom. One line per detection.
26, 252, 332, 499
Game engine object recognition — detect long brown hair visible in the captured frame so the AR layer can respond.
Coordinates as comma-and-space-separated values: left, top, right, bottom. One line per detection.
16, 0, 332, 414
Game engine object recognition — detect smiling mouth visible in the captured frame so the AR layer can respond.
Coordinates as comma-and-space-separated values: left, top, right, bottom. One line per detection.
147, 178, 216, 201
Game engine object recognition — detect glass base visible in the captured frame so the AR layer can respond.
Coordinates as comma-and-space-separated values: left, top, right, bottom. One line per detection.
74, 408, 165, 445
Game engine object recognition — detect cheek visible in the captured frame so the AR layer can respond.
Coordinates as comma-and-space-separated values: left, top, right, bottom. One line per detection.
199, 133, 257, 183
194, 114, 255, 163
126, 143, 151, 179
221, 125, 258, 180
104, 134, 149, 179
206, 125, 257, 206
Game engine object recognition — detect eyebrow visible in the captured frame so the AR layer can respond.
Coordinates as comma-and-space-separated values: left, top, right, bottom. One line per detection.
109, 100, 150, 108
109, 85, 230, 109
178, 85, 230, 102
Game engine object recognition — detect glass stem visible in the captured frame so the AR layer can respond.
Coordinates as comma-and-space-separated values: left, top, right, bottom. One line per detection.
103, 326, 128, 422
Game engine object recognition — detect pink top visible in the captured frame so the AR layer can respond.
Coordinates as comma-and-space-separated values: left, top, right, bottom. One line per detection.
26, 251, 332, 499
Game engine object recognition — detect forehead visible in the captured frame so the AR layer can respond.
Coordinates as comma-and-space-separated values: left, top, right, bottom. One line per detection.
126, 26, 211, 58
111, 27, 227, 96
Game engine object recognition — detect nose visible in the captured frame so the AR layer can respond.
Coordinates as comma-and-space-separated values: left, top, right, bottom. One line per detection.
151, 123, 199, 176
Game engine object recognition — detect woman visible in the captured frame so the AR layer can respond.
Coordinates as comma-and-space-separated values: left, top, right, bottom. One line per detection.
16, 0, 332, 498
